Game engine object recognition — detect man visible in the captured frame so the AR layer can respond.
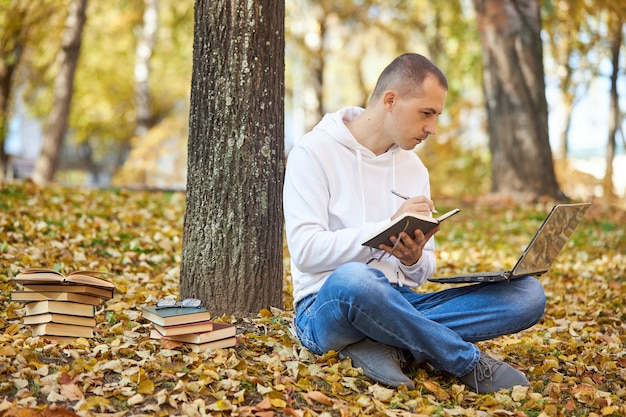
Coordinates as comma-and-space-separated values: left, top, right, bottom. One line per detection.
283, 53, 546, 393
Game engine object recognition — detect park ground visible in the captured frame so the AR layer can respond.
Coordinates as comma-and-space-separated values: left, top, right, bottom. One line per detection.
0, 181, 624, 416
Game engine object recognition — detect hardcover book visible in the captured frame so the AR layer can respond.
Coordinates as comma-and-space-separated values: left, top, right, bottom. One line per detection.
151, 320, 215, 337
362, 208, 461, 248
15, 268, 115, 290
23, 313, 97, 327
37, 335, 86, 344
150, 322, 236, 343
31, 322, 94, 338
20, 284, 114, 299
11, 291, 103, 306
24, 300, 95, 318
141, 305, 212, 327
187, 336, 238, 353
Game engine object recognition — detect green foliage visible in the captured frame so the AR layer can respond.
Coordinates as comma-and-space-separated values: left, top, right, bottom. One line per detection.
2, 0, 623, 201
69, 0, 192, 147
420, 138, 491, 198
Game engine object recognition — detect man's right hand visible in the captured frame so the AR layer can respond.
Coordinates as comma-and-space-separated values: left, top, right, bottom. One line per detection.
391, 195, 436, 220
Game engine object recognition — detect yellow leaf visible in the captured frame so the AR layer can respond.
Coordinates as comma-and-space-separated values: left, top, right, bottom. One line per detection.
207, 398, 233, 411
423, 380, 450, 401
4, 322, 20, 336
601, 405, 617, 415
137, 379, 155, 395
0, 345, 17, 357
81, 396, 111, 412
269, 397, 287, 408
511, 385, 528, 401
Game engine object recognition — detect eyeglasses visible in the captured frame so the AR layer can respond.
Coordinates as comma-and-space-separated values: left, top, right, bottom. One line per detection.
366, 219, 409, 265
156, 298, 203, 309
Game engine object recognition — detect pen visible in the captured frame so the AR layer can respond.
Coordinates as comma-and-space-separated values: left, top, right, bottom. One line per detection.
391, 190, 410, 200
391, 190, 439, 213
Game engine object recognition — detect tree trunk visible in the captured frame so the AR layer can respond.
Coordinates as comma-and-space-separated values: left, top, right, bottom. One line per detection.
0, 4, 27, 180
0, 57, 16, 180
181, 0, 285, 317
32, 0, 88, 185
135, 0, 158, 138
472, 0, 563, 201
603, 15, 622, 201
556, 99, 572, 161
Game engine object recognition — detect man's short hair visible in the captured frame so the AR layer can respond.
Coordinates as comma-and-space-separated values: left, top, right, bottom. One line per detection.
370, 53, 448, 102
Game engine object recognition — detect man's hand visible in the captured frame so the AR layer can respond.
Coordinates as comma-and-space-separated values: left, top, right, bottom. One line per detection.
379, 225, 439, 266
390, 195, 436, 220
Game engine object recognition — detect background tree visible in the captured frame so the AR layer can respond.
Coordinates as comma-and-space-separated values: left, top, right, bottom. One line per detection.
135, 0, 158, 138
472, 0, 563, 200
542, 0, 597, 161
85, 0, 193, 186
181, 0, 285, 317
32, 0, 87, 184
603, 5, 624, 200
0, 0, 61, 179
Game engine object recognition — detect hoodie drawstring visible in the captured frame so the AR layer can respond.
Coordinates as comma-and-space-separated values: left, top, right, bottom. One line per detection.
391, 153, 405, 287
356, 149, 367, 225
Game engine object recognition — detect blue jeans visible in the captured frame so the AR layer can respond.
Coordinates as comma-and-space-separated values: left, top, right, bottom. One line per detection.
294, 262, 546, 377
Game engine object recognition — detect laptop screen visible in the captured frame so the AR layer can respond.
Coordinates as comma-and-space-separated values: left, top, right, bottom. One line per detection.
511, 203, 590, 277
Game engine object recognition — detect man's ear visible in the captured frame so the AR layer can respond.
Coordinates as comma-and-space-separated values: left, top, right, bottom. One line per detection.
383, 91, 397, 111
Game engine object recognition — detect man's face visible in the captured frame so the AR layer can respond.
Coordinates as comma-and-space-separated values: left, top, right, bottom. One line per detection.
386, 75, 447, 150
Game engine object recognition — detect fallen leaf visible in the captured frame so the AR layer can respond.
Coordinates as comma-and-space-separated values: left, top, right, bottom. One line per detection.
60, 383, 84, 401
423, 380, 450, 401
304, 391, 333, 406
2, 409, 42, 417
42, 409, 81, 417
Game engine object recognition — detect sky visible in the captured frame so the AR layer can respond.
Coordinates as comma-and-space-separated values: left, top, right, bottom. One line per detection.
546, 59, 626, 158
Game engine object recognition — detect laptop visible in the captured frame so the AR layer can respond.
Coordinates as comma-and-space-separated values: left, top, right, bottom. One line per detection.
428, 203, 591, 284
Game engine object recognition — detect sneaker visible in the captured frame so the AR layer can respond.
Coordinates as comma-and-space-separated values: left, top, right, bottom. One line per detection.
339, 338, 415, 389
459, 352, 529, 393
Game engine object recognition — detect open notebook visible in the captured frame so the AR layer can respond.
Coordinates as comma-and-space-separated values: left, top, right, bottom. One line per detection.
428, 203, 590, 284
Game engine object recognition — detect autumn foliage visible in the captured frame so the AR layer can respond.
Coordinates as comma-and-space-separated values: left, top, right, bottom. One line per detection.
0, 182, 624, 416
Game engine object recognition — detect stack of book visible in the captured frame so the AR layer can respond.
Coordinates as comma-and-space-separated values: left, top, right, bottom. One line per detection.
12, 268, 116, 341
142, 304, 237, 353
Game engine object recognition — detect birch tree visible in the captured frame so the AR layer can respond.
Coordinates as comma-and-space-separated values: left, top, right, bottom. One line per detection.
32, 0, 87, 184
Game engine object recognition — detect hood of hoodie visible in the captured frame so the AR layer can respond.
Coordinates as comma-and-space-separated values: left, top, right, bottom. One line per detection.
313, 107, 399, 162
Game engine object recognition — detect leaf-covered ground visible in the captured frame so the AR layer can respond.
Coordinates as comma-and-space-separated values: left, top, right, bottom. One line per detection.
0, 182, 624, 417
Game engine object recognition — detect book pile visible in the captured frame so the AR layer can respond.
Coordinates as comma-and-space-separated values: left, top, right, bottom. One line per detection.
142, 304, 237, 353
12, 268, 116, 341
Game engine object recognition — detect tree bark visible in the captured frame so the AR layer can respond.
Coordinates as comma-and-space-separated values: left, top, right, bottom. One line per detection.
603, 15, 622, 201
472, 0, 563, 200
181, 0, 285, 317
0, 53, 16, 180
32, 0, 88, 185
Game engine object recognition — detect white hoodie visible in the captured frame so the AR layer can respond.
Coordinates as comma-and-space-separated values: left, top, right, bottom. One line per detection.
284, 107, 437, 304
